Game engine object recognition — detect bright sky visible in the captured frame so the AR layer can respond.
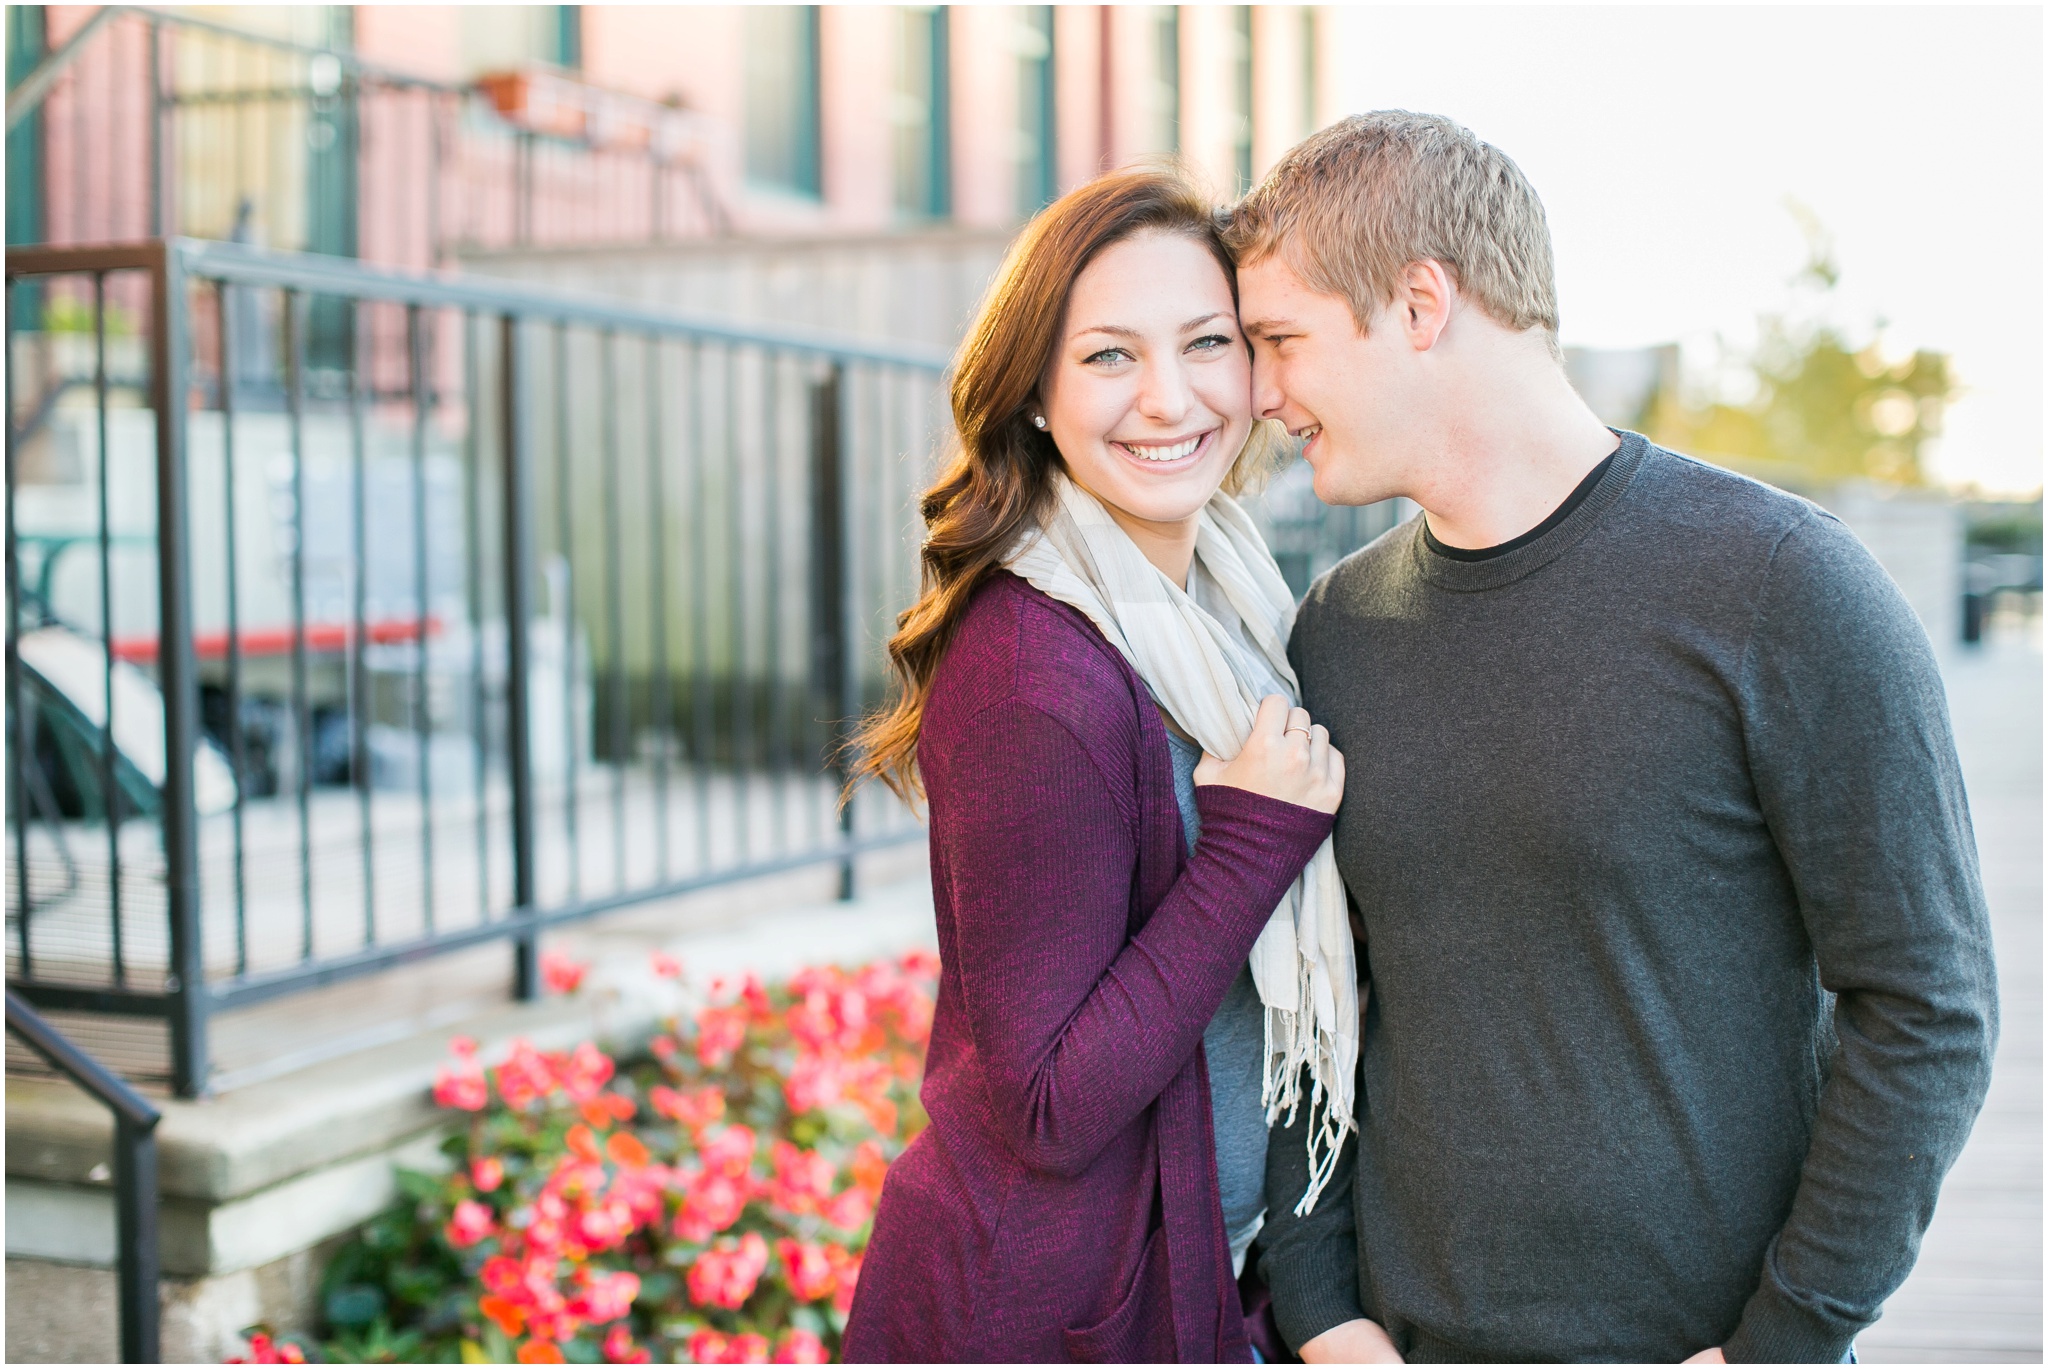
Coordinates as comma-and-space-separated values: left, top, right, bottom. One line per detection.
1328, 4, 2044, 495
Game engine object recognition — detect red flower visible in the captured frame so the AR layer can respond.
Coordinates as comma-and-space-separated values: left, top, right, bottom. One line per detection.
471, 1156, 505, 1193
772, 1329, 829, 1364
686, 1231, 769, 1309
604, 1324, 653, 1364
228, 1332, 307, 1364
775, 1238, 837, 1303
650, 951, 685, 979
444, 1198, 495, 1248
540, 951, 588, 995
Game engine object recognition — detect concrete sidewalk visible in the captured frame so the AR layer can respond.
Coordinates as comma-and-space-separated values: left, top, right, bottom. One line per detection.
1861, 632, 2043, 1363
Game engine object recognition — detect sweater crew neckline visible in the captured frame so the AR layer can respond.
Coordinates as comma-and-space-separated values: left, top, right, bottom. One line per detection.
1411, 430, 1647, 593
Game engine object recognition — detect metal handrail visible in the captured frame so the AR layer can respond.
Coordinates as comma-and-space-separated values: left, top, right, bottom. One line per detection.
5, 988, 162, 1363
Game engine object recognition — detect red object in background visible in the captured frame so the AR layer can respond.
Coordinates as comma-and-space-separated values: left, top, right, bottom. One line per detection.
109, 615, 443, 664
475, 69, 709, 164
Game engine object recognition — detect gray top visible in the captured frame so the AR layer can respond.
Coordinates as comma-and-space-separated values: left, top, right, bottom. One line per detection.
1261, 432, 1997, 1364
1166, 725, 1270, 1263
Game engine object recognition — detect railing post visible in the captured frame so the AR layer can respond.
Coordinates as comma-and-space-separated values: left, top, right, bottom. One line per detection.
500, 314, 541, 998
7, 989, 163, 1364
152, 242, 210, 1096
114, 1113, 162, 1363
147, 16, 166, 238
809, 363, 855, 901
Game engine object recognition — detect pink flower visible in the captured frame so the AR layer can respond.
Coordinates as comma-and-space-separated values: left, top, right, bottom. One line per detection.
764, 1141, 835, 1215
772, 1329, 829, 1364
556, 1041, 615, 1100
686, 1231, 769, 1310
650, 951, 684, 979
686, 1329, 731, 1365
821, 1185, 874, 1232
495, 1039, 556, 1111
695, 1003, 748, 1068
671, 1167, 748, 1244
698, 1125, 757, 1179
650, 1083, 725, 1132
603, 1325, 652, 1365
540, 950, 588, 995
775, 1238, 837, 1303
433, 1060, 488, 1111
728, 1333, 770, 1364
471, 1157, 505, 1193
567, 1269, 640, 1323
444, 1199, 495, 1248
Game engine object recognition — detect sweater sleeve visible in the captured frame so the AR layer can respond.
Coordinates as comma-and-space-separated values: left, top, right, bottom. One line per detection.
1722, 513, 1999, 1364
927, 693, 1333, 1180
1258, 1067, 1369, 1352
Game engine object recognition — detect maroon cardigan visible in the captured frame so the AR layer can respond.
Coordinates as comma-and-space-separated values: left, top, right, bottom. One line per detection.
843, 573, 1334, 1363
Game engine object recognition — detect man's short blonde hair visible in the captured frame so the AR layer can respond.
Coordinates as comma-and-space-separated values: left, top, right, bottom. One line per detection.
1224, 111, 1559, 339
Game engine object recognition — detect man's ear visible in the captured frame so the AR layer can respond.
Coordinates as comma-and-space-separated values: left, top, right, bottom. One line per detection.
1398, 259, 1455, 352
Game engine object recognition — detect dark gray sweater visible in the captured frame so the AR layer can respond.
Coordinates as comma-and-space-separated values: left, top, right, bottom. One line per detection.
1262, 432, 1997, 1364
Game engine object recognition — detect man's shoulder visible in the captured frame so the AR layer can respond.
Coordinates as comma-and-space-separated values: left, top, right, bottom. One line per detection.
1299, 513, 1423, 628
1628, 440, 1827, 552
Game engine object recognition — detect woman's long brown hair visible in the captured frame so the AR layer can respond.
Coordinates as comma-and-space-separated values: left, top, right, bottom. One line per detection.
848, 163, 1284, 804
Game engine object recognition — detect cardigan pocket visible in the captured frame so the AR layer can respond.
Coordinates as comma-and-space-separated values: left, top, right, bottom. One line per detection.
1060, 1224, 1175, 1364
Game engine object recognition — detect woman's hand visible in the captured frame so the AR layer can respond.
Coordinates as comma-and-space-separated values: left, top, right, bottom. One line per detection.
1194, 694, 1345, 815
1300, 1318, 1405, 1363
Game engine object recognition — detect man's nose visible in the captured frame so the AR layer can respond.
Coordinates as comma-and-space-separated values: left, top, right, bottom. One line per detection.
1251, 350, 1288, 423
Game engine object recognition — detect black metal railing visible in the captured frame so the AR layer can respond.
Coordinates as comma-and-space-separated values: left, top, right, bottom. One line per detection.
7, 238, 945, 1095
5, 6, 727, 276
6, 987, 162, 1363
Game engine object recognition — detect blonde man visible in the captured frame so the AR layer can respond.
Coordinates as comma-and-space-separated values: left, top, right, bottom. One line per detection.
1231, 111, 1996, 1365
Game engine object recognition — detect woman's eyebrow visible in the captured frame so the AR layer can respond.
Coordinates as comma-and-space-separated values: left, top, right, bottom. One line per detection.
1072, 313, 1230, 342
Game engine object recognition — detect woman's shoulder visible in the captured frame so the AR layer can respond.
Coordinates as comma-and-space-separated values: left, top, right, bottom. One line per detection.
926, 571, 1144, 750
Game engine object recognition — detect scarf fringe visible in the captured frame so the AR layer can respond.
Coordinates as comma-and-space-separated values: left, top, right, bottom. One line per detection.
1261, 959, 1357, 1217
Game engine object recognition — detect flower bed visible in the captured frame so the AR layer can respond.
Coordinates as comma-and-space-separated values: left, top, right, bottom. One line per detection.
299, 950, 938, 1364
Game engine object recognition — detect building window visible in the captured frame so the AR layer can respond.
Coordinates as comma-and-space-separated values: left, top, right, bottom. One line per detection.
1148, 6, 1180, 155
460, 5, 582, 76
1015, 7, 1056, 215
1229, 7, 1252, 193
745, 6, 822, 198
892, 6, 951, 220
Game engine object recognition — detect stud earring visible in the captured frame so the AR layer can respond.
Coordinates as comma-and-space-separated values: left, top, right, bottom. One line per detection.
1032, 414, 1047, 430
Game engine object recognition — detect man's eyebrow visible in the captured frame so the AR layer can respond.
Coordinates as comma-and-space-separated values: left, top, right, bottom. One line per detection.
1240, 316, 1297, 336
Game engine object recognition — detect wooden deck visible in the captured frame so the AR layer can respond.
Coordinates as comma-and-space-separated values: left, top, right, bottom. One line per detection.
1861, 632, 2043, 1363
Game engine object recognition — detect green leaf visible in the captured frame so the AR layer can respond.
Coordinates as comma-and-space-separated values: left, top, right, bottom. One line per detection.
325, 1283, 387, 1329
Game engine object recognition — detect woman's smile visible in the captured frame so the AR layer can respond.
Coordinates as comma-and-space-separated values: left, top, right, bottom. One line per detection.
1110, 428, 1216, 469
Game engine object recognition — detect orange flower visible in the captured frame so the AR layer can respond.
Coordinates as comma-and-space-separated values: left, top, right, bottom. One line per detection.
606, 1131, 650, 1167
566, 1124, 603, 1163
480, 1295, 527, 1338
517, 1339, 566, 1364
850, 1139, 889, 1197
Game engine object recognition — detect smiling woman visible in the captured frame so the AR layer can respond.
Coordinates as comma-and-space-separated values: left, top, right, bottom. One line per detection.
839, 165, 1347, 1364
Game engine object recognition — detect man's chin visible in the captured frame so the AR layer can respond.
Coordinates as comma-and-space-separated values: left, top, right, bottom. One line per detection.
1307, 451, 1379, 508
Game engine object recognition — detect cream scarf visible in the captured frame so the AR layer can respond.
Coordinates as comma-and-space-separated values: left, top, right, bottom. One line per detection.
1005, 470, 1358, 1214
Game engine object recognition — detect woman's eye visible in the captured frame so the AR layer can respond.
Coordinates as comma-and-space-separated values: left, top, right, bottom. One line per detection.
1187, 334, 1233, 353
1083, 348, 1131, 367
